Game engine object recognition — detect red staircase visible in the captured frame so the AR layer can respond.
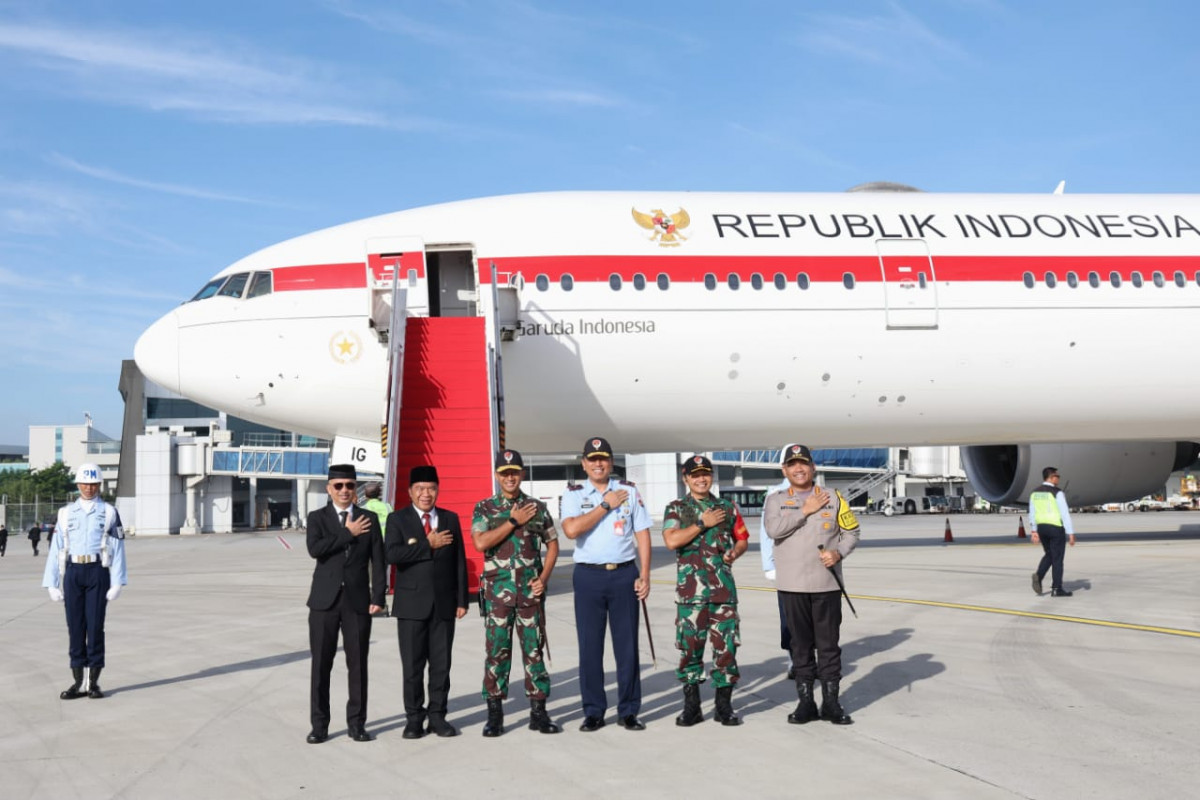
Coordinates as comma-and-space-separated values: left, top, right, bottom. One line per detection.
390, 316, 494, 590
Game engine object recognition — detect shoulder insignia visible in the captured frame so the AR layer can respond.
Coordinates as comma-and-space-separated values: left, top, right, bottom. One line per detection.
617, 479, 636, 488
566, 484, 583, 492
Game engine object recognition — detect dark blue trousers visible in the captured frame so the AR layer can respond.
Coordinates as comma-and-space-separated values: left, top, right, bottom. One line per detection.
573, 563, 640, 718
777, 590, 792, 654
64, 561, 110, 668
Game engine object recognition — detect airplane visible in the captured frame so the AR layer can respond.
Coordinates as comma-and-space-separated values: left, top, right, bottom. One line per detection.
134, 186, 1200, 509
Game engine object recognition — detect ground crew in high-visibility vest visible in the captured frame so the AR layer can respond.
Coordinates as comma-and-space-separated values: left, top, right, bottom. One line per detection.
1029, 467, 1076, 597
42, 463, 127, 699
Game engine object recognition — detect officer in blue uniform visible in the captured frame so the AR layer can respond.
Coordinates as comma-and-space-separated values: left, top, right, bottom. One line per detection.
561, 436, 652, 732
42, 463, 127, 699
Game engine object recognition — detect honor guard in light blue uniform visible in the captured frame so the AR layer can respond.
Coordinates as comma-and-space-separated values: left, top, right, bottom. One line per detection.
42, 463, 127, 700
560, 436, 653, 732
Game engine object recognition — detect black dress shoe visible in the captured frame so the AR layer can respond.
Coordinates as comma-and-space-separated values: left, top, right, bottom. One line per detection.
402, 719, 426, 739
348, 727, 374, 742
619, 715, 645, 731
1051, 588, 1073, 597
306, 730, 328, 744
426, 716, 459, 737
786, 666, 796, 681
1031, 572, 1043, 595
579, 715, 606, 732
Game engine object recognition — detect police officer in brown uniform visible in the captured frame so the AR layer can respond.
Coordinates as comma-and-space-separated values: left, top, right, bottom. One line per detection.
762, 444, 860, 726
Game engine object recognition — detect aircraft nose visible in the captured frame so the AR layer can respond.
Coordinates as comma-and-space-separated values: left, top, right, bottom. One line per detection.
134, 310, 180, 394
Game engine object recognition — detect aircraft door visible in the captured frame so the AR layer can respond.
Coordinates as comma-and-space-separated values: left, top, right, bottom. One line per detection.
427, 248, 478, 318
877, 239, 938, 329
366, 236, 427, 334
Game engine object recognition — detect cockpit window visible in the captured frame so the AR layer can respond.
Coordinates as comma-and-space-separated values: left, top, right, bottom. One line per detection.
218, 273, 250, 299
246, 271, 273, 299
189, 278, 226, 302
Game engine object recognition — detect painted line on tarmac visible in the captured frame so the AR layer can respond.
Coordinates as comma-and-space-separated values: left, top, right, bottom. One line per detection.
731, 583, 1200, 638
276, 535, 292, 551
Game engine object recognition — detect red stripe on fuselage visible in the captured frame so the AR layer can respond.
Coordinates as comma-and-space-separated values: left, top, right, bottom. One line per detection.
271, 255, 1200, 290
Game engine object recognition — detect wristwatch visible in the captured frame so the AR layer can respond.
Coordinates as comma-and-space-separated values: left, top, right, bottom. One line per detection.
599, 500, 612, 511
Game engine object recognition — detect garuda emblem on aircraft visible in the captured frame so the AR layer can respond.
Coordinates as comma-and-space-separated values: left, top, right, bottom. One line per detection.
632, 206, 691, 246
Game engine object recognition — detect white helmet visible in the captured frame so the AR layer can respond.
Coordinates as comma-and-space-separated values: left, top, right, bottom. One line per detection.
74, 463, 103, 484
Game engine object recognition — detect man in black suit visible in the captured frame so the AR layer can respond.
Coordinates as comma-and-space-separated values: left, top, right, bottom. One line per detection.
305, 464, 385, 744
385, 464, 468, 738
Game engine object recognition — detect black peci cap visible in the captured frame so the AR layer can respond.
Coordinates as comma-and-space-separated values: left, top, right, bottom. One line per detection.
328, 464, 357, 481
409, 465, 439, 484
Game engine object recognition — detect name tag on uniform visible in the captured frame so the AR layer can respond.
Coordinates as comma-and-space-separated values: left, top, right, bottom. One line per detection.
581, 503, 594, 510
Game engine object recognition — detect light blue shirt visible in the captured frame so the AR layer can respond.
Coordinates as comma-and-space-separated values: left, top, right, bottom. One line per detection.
759, 478, 791, 573
561, 477, 652, 565
43, 498, 128, 587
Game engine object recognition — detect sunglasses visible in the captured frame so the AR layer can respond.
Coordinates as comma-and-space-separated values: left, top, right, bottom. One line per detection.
330, 481, 357, 490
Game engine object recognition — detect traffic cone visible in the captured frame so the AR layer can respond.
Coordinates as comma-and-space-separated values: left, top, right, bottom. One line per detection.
943, 517, 954, 543
1017, 516, 1027, 539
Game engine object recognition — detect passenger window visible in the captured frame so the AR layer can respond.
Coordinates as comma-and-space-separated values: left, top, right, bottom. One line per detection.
1152, 271, 1164, 288
1195, 271, 1200, 286
560, 274, 574, 291
797, 273, 810, 290
1022, 272, 1035, 288
1130, 271, 1143, 288
656, 273, 669, 290
246, 271, 273, 299
190, 278, 225, 302
842, 273, 855, 289
536, 274, 550, 291
1109, 271, 1121, 287
773, 273, 786, 290
918, 272, 928, 289
633, 273, 646, 291
1088, 272, 1100, 288
1066, 271, 1078, 288
1043, 272, 1057, 288
751, 273, 764, 290
608, 274, 622, 290
727, 274, 740, 290
1175, 271, 1186, 287
704, 274, 717, 290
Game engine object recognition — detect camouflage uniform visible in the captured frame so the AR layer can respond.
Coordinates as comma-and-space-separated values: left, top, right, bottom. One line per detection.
663, 493, 748, 688
472, 491, 558, 700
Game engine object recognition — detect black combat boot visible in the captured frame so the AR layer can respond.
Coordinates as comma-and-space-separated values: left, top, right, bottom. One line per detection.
819, 679, 852, 725
528, 698, 561, 734
482, 698, 504, 737
675, 683, 703, 727
713, 685, 742, 726
787, 681, 819, 724
86, 667, 104, 699
60, 667, 85, 700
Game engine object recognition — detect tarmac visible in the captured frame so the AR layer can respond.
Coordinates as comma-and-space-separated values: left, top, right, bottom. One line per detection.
2, 510, 1198, 800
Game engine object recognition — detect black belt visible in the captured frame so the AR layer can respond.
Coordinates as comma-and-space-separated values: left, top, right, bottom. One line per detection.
577, 560, 634, 571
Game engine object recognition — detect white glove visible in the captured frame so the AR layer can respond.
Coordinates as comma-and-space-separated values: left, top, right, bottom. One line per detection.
106, 585, 122, 602
48, 587, 64, 603
764, 569, 776, 581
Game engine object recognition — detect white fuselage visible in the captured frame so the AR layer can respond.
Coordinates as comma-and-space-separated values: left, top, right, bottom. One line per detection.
134, 190, 1200, 452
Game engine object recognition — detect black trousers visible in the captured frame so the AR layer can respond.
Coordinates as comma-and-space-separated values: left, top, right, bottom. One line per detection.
65, 561, 110, 668
780, 589, 843, 682
1036, 524, 1068, 590
308, 591, 372, 732
397, 615, 456, 717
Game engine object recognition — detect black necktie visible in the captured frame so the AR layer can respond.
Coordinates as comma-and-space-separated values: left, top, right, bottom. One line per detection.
341, 510, 351, 559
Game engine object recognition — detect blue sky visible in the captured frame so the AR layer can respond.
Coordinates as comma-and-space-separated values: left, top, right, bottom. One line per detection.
2, 0, 1198, 446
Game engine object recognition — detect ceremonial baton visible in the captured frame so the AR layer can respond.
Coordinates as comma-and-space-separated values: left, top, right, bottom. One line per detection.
817, 545, 858, 618
538, 593, 552, 666
640, 597, 657, 667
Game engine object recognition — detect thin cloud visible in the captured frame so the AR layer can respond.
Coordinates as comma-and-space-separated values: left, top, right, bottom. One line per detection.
0, 20, 432, 130
49, 153, 273, 205
495, 88, 623, 108
798, 2, 969, 70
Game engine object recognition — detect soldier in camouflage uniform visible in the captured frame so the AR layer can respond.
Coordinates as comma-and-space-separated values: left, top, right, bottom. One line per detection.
662, 455, 750, 727
471, 449, 561, 737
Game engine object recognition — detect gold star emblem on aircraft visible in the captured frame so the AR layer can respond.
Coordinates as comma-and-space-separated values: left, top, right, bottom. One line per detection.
329, 331, 363, 364
632, 206, 691, 246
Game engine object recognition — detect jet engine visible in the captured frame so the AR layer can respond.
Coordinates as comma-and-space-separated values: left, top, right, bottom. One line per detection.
961, 442, 1199, 507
